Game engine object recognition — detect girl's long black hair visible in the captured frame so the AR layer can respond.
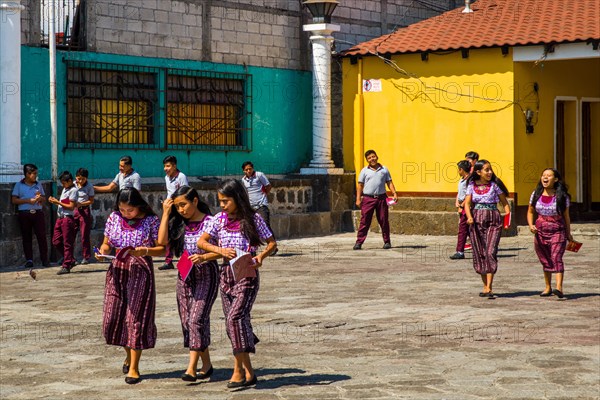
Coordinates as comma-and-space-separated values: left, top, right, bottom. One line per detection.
466, 159, 509, 196
114, 188, 156, 216
218, 179, 263, 247
530, 168, 570, 214
168, 186, 212, 257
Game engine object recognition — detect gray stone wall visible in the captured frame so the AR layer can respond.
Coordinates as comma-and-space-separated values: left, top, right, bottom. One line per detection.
21, 0, 456, 69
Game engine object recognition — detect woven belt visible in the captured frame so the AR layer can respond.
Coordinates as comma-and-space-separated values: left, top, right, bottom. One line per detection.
474, 203, 498, 210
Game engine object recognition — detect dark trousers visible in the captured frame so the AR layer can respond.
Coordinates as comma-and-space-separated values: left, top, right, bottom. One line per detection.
17, 210, 48, 264
52, 216, 78, 268
456, 211, 470, 252
74, 207, 92, 260
164, 246, 173, 264
356, 196, 390, 244
255, 205, 275, 239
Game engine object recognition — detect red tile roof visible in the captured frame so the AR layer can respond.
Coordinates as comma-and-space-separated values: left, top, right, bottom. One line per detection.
342, 0, 600, 56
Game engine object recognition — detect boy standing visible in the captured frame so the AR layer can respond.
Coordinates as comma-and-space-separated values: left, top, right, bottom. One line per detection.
74, 168, 95, 264
11, 164, 49, 268
48, 171, 79, 274
354, 150, 397, 250
158, 155, 189, 270
450, 160, 472, 260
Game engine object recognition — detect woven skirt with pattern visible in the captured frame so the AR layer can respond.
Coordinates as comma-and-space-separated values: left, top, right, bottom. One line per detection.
103, 255, 156, 350
534, 215, 567, 273
220, 264, 260, 354
469, 209, 502, 275
176, 260, 219, 351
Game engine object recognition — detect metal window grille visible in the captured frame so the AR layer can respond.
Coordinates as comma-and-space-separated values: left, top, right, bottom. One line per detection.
65, 61, 252, 151
41, 0, 86, 50
66, 61, 159, 149
166, 69, 252, 150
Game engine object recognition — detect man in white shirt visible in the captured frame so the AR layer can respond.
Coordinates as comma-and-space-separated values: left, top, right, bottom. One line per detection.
158, 155, 189, 270
241, 161, 277, 254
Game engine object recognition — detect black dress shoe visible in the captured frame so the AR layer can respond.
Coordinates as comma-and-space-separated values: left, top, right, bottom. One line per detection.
125, 376, 141, 384
243, 374, 258, 387
122, 364, 130, 374
181, 373, 197, 382
197, 366, 213, 379
227, 379, 246, 389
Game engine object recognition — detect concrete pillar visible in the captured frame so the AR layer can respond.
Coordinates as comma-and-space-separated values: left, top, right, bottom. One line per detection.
300, 23, 343, 175
0, 1, 24, 183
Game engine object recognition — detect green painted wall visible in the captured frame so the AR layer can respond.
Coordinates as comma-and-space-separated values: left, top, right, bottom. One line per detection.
21, 46, 313, 180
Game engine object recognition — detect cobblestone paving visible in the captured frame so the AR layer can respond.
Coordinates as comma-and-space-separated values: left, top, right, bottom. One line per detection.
1, 233, 598, 400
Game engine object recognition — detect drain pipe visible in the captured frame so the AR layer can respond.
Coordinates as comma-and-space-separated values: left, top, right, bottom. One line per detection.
49, 0, 58, 181
355, 58, 365, 172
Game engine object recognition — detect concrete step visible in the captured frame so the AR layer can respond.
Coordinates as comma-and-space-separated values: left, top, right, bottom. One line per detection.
389, 197, 516, 212
517, 223, 600, 237
351, 210, 518, 237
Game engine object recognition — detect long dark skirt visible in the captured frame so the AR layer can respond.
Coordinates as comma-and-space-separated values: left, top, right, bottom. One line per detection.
469, 209, 502, 275
103, 255, 156, 350
534, 215, 567, 273
176, 261, 219, 351
220, 264, 260, 354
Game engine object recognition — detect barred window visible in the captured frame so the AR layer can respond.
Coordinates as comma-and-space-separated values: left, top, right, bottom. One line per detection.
65, 61, 251, 150
166, 71, 250, 150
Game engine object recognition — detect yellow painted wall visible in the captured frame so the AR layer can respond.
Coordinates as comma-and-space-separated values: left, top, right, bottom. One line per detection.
513, 58, 600, 205
343, 48, 515, 193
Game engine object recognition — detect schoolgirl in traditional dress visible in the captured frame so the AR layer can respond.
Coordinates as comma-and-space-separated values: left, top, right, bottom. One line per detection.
96, 188, 164, 384
197, 179, 276, 389
526, 168, 572, 299
464, 160, 510, 298
157, 186, 220, 382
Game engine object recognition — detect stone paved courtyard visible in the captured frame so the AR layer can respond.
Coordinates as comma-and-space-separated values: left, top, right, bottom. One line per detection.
1, 233, 599, 400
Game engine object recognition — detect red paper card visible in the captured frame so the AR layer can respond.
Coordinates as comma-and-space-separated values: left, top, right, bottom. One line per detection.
177, 250, 194, 280
60, 198, 71, 205
503, 212, 511, 229
566, 240, 582, 253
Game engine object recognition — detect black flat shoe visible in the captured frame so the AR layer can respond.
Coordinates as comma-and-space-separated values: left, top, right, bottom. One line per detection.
478, 292, 487, 297
540, 290, 553, 297
181, 373, 197, 382
197, 366, 213, 379
227, 379, 246, 389
243, 374, 257, 387
486, 292, 496, 299
125, 376, 141, 384
553, 289, 565, 299
122, 364, 130, 374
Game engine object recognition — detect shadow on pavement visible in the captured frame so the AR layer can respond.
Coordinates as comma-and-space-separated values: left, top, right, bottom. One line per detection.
254, 372, 351, 389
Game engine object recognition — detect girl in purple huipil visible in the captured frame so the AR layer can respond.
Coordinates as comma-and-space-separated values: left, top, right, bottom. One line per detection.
96, 188, 164, 385
157, 186, 221, 382
198, 179, 276, 389
526, 168, 572, 299
464, 160, 511, 299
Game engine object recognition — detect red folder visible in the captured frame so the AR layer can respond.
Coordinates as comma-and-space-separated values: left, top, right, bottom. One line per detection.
566, 240, 582, 253
503, 212, 511, 229
177, 250, 194, 280
60, 198, 71, 205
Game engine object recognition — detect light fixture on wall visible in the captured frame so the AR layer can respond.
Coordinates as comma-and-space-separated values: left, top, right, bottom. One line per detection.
525, 108, 534, 134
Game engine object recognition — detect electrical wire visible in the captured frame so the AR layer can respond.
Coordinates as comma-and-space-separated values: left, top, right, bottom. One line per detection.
337, 38, 532, 114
